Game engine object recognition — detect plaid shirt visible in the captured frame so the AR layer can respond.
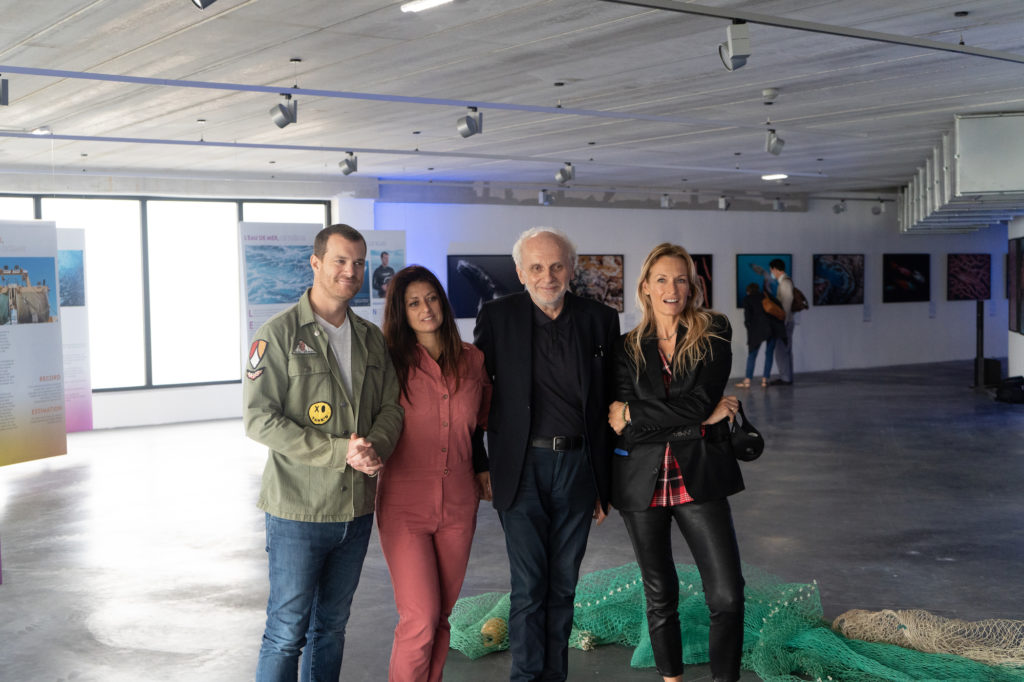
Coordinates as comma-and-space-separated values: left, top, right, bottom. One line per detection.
650, 349, 694, 507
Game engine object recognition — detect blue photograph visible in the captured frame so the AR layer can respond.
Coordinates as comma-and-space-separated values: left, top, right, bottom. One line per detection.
245, 244, 314, 305
735, 254, 792, 307
371, 248, 404, 300
58, 249, 86, 307
813, 254, 864, 306
0, 256, 59, 323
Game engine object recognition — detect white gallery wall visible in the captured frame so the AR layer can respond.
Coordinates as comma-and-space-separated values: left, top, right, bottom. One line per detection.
375, 198, 1008, 380
91, 190, 1009, 429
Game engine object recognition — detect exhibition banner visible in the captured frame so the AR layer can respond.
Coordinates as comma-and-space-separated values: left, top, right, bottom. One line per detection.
58, 229, 94, 432
239, 223, 405, 342
0, 220, 67, 466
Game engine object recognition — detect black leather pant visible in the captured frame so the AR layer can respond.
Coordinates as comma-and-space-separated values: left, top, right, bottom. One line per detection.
620, 498, 744, 681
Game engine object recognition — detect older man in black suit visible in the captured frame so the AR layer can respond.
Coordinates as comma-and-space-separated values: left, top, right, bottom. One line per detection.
474, 227, 620, 681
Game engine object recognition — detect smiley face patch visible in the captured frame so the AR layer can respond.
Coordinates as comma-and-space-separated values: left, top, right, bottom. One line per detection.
308, 401, 332, 425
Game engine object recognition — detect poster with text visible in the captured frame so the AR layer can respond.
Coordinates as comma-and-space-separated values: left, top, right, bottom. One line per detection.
58, 229, 93, 432
0, 220, 67, 466
239, 222, 323, 342
365, 231, 406, 324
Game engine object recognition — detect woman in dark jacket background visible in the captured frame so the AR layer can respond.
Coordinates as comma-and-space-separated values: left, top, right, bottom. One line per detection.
736, 282, 783, 388
607, 242, 745, 682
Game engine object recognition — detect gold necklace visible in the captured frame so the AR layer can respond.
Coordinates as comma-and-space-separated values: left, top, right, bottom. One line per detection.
658, 330, 677, 341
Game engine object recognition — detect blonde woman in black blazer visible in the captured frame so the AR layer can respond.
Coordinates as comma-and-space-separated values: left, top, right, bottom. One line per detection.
608, 243, 745, 682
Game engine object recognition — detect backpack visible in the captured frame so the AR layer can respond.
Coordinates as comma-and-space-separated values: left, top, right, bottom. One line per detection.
791, 286, 809, 312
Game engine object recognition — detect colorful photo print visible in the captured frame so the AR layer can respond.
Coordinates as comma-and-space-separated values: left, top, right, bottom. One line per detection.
447, 254, 521, 319
882, 253, 930, 303
572, 254, 624, 312
371, 248, 404, 300
812, 254, 864, 306
244, 244, 314, 305
0, 257, 59, 324
691, 254, 713, 309
58, 249, 86, 307
735, 254, 791, 307
946, 253, 991, 301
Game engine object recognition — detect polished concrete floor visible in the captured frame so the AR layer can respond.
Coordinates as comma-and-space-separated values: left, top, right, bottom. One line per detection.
1, 360, 1023, 681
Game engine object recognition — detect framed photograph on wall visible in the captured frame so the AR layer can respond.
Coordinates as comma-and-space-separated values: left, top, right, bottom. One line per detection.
946, 253, 991, 301
812, 254, 864, 306
882, 253, 930, 303
1010, 239, 1023, 332
735, 253, 791, 307
446, 254, 520, 319
572, 254, 624, 312
691, 254, 713, 309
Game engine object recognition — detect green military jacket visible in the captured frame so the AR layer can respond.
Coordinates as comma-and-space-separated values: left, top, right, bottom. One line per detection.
244, 289, 404, 522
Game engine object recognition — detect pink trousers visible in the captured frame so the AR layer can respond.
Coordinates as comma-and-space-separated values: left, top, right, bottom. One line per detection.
378, 474, 478, 682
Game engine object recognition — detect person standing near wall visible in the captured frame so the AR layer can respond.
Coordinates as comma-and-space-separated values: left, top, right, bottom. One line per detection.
378, 265, 492, 682
245, 223, 404, 681
769, 258, 796, 386
474, 227, 620, 681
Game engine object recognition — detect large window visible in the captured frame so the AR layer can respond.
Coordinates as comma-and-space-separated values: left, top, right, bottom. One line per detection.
147, 201, 241, 385
32, 195, 330, 390
42, 198, 146, 390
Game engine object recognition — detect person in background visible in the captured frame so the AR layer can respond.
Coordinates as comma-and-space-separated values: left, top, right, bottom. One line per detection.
608, 242, 746, 682
474, 227, 619, 681
373, 250, 396, 298
245, 223, 404, 682
769, 258, 796, 386
378, 265, 492, 682
736, 282, 781, 388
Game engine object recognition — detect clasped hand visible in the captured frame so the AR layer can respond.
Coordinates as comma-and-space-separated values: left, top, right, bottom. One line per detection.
346, 433, 382, 477
606, 396, 739, 435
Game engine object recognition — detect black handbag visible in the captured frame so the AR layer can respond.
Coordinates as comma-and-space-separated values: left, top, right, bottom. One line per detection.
729, 402, 764, 461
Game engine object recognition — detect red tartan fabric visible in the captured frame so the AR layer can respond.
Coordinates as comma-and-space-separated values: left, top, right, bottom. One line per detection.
650, 349, 693, 508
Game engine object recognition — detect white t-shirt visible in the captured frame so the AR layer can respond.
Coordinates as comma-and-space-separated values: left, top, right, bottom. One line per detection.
314, 312, 353, 400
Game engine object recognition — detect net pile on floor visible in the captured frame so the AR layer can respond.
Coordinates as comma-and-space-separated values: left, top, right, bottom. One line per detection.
448, 562, 1024, 681
833, 609, 1024, 667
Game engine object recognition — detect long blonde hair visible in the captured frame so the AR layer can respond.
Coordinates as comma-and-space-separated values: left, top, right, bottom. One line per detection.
625, 243, 726, 377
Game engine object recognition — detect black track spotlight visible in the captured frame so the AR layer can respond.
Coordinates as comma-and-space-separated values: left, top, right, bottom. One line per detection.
457, 106, 482, 138
765, 129, 785, 155
192, 0, 218, 8
555, 162, 575, 185
270, 93, 297, 128
718, 21, 750, 72
339, 152, 358, 176
833, 200, 847, 214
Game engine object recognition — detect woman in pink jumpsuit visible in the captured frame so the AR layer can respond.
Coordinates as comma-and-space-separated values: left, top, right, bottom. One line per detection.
379, 265, 492, 682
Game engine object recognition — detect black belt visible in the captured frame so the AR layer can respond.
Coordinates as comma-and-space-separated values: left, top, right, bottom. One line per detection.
529, 435, 584, 451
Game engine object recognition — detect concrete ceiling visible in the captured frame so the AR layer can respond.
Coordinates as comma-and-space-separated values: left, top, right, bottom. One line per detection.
0, 0, 1022, 200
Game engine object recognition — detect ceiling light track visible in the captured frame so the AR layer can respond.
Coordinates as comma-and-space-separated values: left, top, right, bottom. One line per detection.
0, 63, 861, 137
599, 0, 1024, 65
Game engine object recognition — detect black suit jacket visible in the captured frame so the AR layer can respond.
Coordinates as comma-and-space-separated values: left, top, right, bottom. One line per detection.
474, 291, 620, 512
610, 315, 744, 511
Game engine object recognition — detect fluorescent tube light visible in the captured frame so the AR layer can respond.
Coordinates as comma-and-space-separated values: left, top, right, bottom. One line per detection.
761, 173, 788, 181
401, 0, 454, 12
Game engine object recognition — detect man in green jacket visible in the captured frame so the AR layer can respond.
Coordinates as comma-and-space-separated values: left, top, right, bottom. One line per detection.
245, 223, 403, 681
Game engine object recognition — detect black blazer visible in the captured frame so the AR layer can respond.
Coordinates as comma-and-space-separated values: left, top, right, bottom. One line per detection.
474, 292, 620, 512
609, 315, 744, 511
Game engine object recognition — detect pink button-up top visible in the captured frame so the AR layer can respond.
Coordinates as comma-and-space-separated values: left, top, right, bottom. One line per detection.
377, 343, 491, 531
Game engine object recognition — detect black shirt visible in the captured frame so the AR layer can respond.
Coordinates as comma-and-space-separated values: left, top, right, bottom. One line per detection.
530, 298, 585, 437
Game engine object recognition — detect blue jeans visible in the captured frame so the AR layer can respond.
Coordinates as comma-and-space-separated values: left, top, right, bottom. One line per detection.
745, 337, 776, 380
498, 446, 595, 682
255, 512, 373, 682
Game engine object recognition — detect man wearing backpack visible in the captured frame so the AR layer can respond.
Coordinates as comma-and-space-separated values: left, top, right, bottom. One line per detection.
769, 258, 797, 386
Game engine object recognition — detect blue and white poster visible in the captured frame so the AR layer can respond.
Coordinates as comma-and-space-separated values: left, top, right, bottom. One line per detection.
58, 229, 94, 433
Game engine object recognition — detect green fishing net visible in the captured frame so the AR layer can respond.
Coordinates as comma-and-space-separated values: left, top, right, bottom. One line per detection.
449, 562, 1024, 681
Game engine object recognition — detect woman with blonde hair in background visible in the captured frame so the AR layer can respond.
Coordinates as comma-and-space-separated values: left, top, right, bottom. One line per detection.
608, 243, 746, 682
